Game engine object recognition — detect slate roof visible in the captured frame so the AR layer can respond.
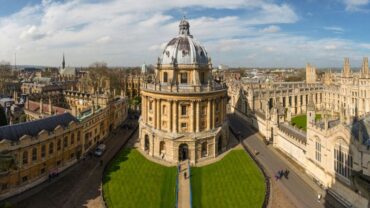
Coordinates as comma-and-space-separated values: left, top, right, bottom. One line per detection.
0, 113, 78, 142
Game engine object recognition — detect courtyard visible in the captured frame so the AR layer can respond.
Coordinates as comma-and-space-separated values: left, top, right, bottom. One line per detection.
103, 148, 177, 208
191, 149, 266, 208
291, 114, 321, 131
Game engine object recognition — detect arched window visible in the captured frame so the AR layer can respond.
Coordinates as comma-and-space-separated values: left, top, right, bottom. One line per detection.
23, 151, 28, 165
315, 138, 321, 162
32, 148, 37, 161
334, 139, 352, 179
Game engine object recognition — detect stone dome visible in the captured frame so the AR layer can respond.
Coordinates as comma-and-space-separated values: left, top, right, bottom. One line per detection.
160, 19, 209, 66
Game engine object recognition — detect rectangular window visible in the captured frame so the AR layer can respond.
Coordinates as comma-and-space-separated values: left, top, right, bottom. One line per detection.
49, 143, 54, 154
71, 134, 75, 145
22, 176, 28, 183
1, 184, 8, 191
32, 148, 37, 161
181, 105, 187, 116
41, 145, 46, 158
200, 72, 205, 84
149, 101, 153, 111
57, 140, 61, 150
63, 137, 68, 148
181, 123, 187, 128
180, 73, 187, 84
163, 72, 168, 83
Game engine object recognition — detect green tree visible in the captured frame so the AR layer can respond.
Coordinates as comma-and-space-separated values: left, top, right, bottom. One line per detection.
0, 106, 8, 126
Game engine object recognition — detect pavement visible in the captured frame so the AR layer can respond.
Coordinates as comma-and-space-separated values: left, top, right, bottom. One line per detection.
229, 114, 326, 208
178, 160, 191, 208
4, 119, 138, 208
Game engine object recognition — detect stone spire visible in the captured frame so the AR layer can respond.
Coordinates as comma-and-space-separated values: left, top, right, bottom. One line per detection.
361, 57, 369, 78
342, 57, 351, 77
62, 53, 65, 69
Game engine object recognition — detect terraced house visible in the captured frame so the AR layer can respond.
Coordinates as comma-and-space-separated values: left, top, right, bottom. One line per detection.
0, 94, 128, 200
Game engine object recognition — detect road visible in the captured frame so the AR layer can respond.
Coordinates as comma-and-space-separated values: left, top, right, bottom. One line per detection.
229, 114, 325, 208
5, 119, 138, 208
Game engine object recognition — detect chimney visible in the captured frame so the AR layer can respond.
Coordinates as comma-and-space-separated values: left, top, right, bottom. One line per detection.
48, 97, 52, 115
39, 98, 43, 114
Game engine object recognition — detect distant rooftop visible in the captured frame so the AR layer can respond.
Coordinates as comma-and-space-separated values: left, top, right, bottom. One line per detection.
0, 113, 78, 142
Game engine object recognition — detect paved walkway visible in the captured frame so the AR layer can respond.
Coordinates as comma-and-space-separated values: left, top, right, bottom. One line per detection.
4, 119, 138, 208
178, 160, 191, 208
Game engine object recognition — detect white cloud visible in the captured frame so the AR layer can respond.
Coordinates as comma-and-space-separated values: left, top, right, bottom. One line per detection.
324, 26, 345, 33
261, 25, 280, 33
0, 0, 368, 67
343, 0, 369, 11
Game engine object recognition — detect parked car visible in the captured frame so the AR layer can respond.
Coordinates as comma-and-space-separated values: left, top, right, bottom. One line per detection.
94, 144, 106, 157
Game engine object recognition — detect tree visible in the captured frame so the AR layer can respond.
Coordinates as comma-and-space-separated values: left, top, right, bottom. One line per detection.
0, 106, 8, 126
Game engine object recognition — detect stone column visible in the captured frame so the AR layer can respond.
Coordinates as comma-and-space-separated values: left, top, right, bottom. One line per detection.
191, 101, 195, 132
154, 99, 157, 128
169, 100, 173, 132
196, 101, 200, 132
207, 99, 212, 130
173, 101, 178, 132
158, 99, 162, 130
212, 100, 216, 129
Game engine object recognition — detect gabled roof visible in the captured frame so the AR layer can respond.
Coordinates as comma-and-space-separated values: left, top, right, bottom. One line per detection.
0, 113, 79, 142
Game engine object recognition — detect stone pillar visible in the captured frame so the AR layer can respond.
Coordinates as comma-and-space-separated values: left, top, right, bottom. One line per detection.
207, 99, 212, 130
158, 99, 162, 130
191, 101, 195, 132
150, 134, 154, 156
212, 100, 216, 129
196, 101, 200, 132
173, 102, 178, 132
154, 99, 158, 128
169, 100, 173, 132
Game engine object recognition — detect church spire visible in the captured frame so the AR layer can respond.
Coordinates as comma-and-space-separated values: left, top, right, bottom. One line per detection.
62, 53, 65, 69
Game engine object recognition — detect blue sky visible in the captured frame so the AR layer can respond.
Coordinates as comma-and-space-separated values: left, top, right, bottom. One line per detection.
0, 0, 369, 67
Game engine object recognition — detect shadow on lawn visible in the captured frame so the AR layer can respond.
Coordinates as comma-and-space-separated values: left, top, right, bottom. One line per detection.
102, 148, 132, 185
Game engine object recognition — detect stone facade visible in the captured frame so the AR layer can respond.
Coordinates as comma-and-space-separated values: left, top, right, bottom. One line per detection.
0, 96, 128, 200
228, 57, 370, 207
139, 19, 229, 165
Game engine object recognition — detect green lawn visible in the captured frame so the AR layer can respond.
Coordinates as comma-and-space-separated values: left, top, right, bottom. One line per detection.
103, 149, 177, 208
291, 114, 321, 131
191, 149, 266, 208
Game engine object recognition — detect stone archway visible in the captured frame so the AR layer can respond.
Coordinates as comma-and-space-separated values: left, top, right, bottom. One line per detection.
179, 143, 189, 161
144, 135, 150, 151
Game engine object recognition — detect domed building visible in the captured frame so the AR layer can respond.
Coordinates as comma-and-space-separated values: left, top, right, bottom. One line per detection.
139, 19, 229, 164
